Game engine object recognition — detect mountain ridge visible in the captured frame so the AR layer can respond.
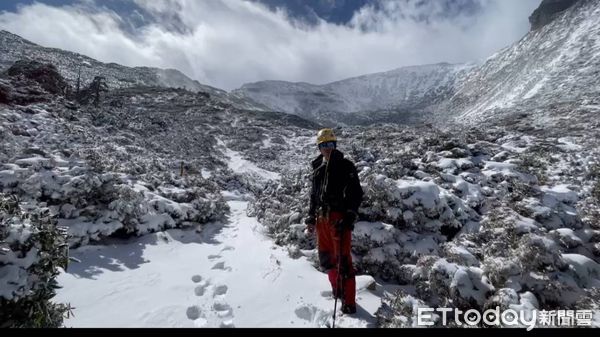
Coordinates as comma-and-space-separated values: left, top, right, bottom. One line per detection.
0, 29, 265, 111
233, 62, 474, 126
234, 0, 600, 128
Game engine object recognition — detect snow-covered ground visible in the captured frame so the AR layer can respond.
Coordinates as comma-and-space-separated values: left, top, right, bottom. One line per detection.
3, 1, 600, 326
55, 197, 383, 328
217, 138, 281, 182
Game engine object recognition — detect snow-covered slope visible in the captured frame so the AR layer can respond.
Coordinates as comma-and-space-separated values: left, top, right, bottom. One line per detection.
440, 0, 600, 124
325, 63, 473, 112
235, 0, 600, 128
0, 30, 208, 93
0, 30, 262, 111
233, 63, 474, 125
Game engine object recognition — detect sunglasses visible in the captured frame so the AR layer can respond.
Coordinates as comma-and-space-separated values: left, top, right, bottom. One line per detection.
318, 142, 336, 149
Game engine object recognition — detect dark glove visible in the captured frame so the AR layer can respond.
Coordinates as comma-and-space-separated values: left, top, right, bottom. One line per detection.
305, 216, 316, 234
337, 211, 357, 232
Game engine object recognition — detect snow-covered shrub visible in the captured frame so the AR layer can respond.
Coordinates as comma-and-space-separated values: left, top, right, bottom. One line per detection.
1, 154, 229, 247
377, 290, 433, 328
79, 147, 118, 174
217, 171, 265, 197
483, 288, 520, 311
147, 178, 229, 227
593, 182, 600, 203
0, 60, 69, 106
365, 129, 599, 325
62, 172, 229, 246
244, 124, 599, 329
482, 257, 522, 289
248, 170, 314, 249
518, 234, 567, 273
352, 222, 404, 281
573, 288, 600, 313
361, 175, 469, 232
590, 164, 600, 202
425, 258, 495, 310
0, 194, 70, 327
516, 153, 550, 185
0, 79, 10, 104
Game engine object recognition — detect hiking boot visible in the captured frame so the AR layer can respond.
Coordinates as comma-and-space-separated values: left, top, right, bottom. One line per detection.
341, 303, 356, 314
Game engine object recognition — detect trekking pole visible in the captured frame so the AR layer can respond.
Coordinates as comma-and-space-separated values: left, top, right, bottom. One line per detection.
332, 224, 344, 328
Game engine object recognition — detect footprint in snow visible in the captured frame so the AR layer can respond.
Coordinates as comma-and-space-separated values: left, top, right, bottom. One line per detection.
320, 290, 333, 298
186, 306, 202, 320
195, 282, 209, 296
213, 302, 234, 318
294, 304, 331, 327
211, 261, 232, 271
189, 275, 234, 327
207, 254, 221, 260
186, 306, 208, 327
213, 285, 228, 297
192, 275, 210, 296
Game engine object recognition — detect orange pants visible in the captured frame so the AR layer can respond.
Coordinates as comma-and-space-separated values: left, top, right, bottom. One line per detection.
316, 211, 356, 306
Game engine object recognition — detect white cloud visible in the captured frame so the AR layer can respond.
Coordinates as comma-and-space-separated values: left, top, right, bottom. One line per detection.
0, 0, 542, 90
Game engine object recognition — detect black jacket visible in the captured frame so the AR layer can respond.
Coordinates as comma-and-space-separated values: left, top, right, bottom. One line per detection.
309, 149, 363, 218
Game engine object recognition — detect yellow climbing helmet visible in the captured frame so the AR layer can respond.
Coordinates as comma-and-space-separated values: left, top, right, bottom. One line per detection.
316, 128, 337, 145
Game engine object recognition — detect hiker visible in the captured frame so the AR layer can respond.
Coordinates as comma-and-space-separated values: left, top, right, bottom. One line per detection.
305, 128, 364, 314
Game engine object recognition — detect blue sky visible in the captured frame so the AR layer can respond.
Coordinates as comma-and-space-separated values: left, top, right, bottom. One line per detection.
0, 0, 542, 90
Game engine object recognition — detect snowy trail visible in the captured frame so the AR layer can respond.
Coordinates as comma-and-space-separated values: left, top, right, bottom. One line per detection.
55, 197, 382, 328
